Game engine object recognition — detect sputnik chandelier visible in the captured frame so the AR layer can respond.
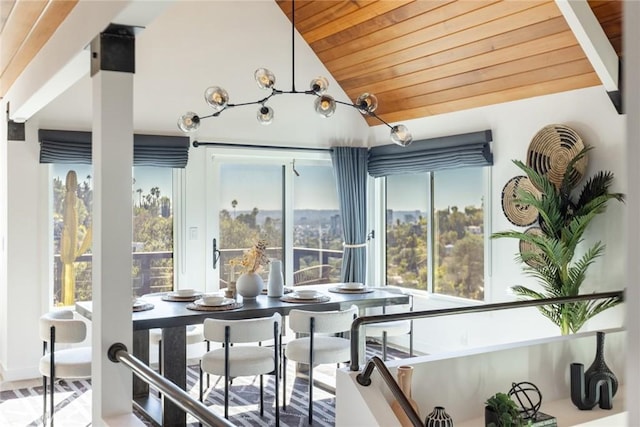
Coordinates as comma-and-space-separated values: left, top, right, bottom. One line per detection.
177, 0, 412, 147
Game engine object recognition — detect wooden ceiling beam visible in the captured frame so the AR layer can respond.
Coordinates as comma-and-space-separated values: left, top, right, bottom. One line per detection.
556, 0, 618, 91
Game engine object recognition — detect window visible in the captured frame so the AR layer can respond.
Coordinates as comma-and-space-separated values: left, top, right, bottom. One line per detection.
210, 152, 342, 288
51, 164, 174, 306
385, 167, 486, 300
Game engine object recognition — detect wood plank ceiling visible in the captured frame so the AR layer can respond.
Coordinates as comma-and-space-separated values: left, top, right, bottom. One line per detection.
276, 0, 623, 125
0, 0, 623, 126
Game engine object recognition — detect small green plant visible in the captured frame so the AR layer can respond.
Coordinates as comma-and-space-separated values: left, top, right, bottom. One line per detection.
485, 392, 524, 427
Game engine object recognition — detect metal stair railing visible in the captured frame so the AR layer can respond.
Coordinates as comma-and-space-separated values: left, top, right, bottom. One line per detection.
356, 356, 423, 427
108, 343, 234, 427
350, 290, 624, 371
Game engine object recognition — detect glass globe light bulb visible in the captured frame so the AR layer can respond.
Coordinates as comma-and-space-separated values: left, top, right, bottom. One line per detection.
177, 112, 200, 133
204, 86, 229, 113
390, 125, 413, 146
257, 105, 274, 125
255, 68, 276, 90
309, 76, 329, 95
356, 93, 378, 114
314, 94, 336, 118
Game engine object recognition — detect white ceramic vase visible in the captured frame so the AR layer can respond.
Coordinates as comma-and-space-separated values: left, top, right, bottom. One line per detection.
236, 272, 263, 299
267, 259, 284, 297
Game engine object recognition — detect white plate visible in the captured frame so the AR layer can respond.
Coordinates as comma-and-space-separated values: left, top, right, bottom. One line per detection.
337, 282, 365, 290
172, 289, 199, 297
195, 297, 235, 307
292, 290, 321, 300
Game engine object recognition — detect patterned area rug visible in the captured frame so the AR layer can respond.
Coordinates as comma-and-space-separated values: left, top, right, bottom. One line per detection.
0, 342, 407, 427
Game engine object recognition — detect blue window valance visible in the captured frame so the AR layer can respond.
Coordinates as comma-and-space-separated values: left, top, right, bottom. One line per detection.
367, 129, 493, 177
38, 129, 189, 168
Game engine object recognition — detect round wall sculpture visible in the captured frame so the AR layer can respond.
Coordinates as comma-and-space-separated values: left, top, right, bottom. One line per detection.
501, 175, 541, 227
526, 124, 588, 190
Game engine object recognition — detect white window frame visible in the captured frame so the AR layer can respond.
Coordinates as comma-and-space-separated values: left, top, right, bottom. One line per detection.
368, 167, 492, 303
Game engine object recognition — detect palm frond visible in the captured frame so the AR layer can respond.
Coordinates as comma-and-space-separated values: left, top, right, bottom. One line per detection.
495, 149, 624, 334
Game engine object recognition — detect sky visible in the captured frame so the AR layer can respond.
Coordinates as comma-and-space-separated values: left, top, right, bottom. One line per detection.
53, 163, 484, 212
53, 164, 173, 200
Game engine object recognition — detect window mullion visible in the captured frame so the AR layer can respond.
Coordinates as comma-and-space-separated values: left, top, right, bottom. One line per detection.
427, 172, 435, 293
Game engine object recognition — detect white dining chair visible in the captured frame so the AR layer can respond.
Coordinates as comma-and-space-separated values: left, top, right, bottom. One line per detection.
199, 313, 282, 424
284, 305, 358, 424
39, 309, 92, 427
149, 324, 205, 375
364, 287, 413, 360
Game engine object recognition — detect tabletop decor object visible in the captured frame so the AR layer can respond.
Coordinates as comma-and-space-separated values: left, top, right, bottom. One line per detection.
570, 331, 617, 410
484, 392, 523, 427
425, 406, 453, 427
280, 293, 330, 303
328, 286, 374, 294
230, 238, 270, 300
391, 365, 420, 427
132, 300, 154, 312
492, 144, 624, 334
267, 259, 284, 297
186, 301, 243, 312
162, 289, 203, 302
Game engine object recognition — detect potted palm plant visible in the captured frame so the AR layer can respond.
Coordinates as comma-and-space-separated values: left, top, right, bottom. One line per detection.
492, 147, 624, 334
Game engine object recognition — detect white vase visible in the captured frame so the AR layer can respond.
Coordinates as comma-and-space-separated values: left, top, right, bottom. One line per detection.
236, 272, 263, 299
267, 259, 284, 297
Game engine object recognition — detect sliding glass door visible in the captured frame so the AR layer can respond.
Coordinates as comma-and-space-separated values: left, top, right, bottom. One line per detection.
206, 148, 341, 291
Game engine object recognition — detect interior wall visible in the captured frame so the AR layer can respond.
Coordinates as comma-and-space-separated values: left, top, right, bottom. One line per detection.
374, 85, 626, 356
0, 85, 626, 381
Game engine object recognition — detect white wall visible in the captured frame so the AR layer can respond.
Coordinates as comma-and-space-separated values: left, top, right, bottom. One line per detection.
0, 85, 627, 380
338, 329, 626, 426
374, 85, 627, 357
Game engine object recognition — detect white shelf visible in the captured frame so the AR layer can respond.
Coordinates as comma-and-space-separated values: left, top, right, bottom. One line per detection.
456, 386, 625, 427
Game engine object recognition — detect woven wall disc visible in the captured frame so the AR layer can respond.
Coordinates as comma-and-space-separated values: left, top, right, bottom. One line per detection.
526, 124, 587, 189
501, 176, 541, 227
519, 226, 544, 268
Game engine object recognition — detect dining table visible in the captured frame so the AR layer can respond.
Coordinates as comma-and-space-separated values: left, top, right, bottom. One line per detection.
76, 283, 409, 427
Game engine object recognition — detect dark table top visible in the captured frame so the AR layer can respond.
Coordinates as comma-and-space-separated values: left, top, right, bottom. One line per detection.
76, 284, 409, 330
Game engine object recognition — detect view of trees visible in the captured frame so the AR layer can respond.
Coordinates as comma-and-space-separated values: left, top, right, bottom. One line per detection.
52, 168, 174, 305
387, 205, 484, 300
219, 202, 344, 284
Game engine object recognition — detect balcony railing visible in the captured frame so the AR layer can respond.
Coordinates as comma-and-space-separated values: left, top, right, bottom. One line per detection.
53, 246, 344, 303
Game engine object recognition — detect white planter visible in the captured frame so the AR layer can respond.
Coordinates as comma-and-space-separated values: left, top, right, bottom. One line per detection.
236, 272, 263, 299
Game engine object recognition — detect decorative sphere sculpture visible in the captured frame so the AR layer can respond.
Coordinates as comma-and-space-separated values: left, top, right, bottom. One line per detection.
508, 381, 542, 420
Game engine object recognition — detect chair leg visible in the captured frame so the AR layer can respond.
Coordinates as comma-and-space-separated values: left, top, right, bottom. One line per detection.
308, 363, 313, 425
199, 361, 203, 402
224, 375, 229, 419
382, 331, 388, 361
259, 374, 264, 417
158, 340, 162, 375
282, 356, 287, 411
50, 372, 55, 426
42, 376, 47, 426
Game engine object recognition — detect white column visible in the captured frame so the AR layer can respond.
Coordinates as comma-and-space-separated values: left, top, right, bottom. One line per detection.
626, 1, 640, 425
91, 69, 134, 421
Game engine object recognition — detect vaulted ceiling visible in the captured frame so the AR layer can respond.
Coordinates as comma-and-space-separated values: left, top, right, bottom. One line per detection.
0, 0, 624, 126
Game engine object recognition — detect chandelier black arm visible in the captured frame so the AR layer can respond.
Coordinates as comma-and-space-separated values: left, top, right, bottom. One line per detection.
334, 99, 394, 130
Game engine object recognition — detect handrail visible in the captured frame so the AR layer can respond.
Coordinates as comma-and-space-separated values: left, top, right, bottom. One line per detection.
356, 356, 423, 427
350, 290, 624, 371
108, 343, 234, 427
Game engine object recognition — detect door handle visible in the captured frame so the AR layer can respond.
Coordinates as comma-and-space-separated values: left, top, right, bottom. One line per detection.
212, 238, 221, 269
